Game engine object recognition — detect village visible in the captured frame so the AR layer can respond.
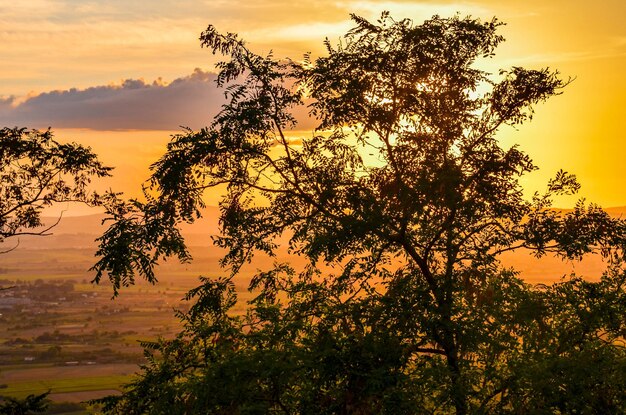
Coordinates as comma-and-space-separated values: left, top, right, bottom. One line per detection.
0, 273, 198, 413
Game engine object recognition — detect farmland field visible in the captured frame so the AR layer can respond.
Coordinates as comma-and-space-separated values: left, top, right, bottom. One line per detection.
1, 373, 131, 399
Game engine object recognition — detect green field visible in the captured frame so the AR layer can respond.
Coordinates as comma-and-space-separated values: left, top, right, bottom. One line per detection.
1, 374, 131, 399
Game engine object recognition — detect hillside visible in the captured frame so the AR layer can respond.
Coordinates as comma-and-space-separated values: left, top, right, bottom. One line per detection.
1, 206, 624, 284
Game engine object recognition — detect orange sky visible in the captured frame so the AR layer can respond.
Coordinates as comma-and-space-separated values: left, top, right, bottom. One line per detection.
1, 1, 624, 213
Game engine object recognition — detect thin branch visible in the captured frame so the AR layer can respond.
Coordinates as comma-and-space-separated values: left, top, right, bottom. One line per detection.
0, 238, 20, 254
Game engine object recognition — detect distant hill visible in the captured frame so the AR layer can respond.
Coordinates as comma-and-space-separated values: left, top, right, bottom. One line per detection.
602, 206, 626, 217
1, 206, 624, 284
1, 206, 222, 250
23, 205, 626, 249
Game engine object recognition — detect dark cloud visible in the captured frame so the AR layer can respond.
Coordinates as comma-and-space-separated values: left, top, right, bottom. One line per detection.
0, 69, 226, 131
0, 68, 319, 132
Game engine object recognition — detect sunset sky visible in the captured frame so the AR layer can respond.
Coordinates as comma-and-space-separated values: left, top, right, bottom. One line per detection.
1, 0, 624, 211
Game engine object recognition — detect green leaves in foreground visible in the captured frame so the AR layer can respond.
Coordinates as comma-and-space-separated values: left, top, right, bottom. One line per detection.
0, 392, 49, 415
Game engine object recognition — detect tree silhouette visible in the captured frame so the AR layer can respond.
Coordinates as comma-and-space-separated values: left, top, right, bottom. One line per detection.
0, 392, 49, 415
0, 126, 110, 294
0, 127, 111, 249
94, 13, 626, 414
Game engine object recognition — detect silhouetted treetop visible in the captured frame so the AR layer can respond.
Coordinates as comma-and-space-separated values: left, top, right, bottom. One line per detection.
93, 13, 625, 414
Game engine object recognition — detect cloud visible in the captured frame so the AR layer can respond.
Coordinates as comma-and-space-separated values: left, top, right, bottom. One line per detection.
0, 68, 320, 132
501, 49, 626, 67
0, 69, 227, 131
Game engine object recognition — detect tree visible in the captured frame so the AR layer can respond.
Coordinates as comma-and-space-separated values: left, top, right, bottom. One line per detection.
0, 127, 111, 250
0, 392, 49, 415
93, 13, 626, 414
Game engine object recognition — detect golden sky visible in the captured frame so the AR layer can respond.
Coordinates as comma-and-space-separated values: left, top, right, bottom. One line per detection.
1, 0, 625, 211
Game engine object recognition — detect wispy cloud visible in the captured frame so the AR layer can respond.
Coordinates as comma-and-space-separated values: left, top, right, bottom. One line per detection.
341, 1, 491, 19
0, 0, 61, 17
502, 48, 626, 66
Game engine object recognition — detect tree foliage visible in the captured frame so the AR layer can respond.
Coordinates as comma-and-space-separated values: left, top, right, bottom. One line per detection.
93, 13, 626, 414
0, 392, 49, 415
0, 127, 111, 249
